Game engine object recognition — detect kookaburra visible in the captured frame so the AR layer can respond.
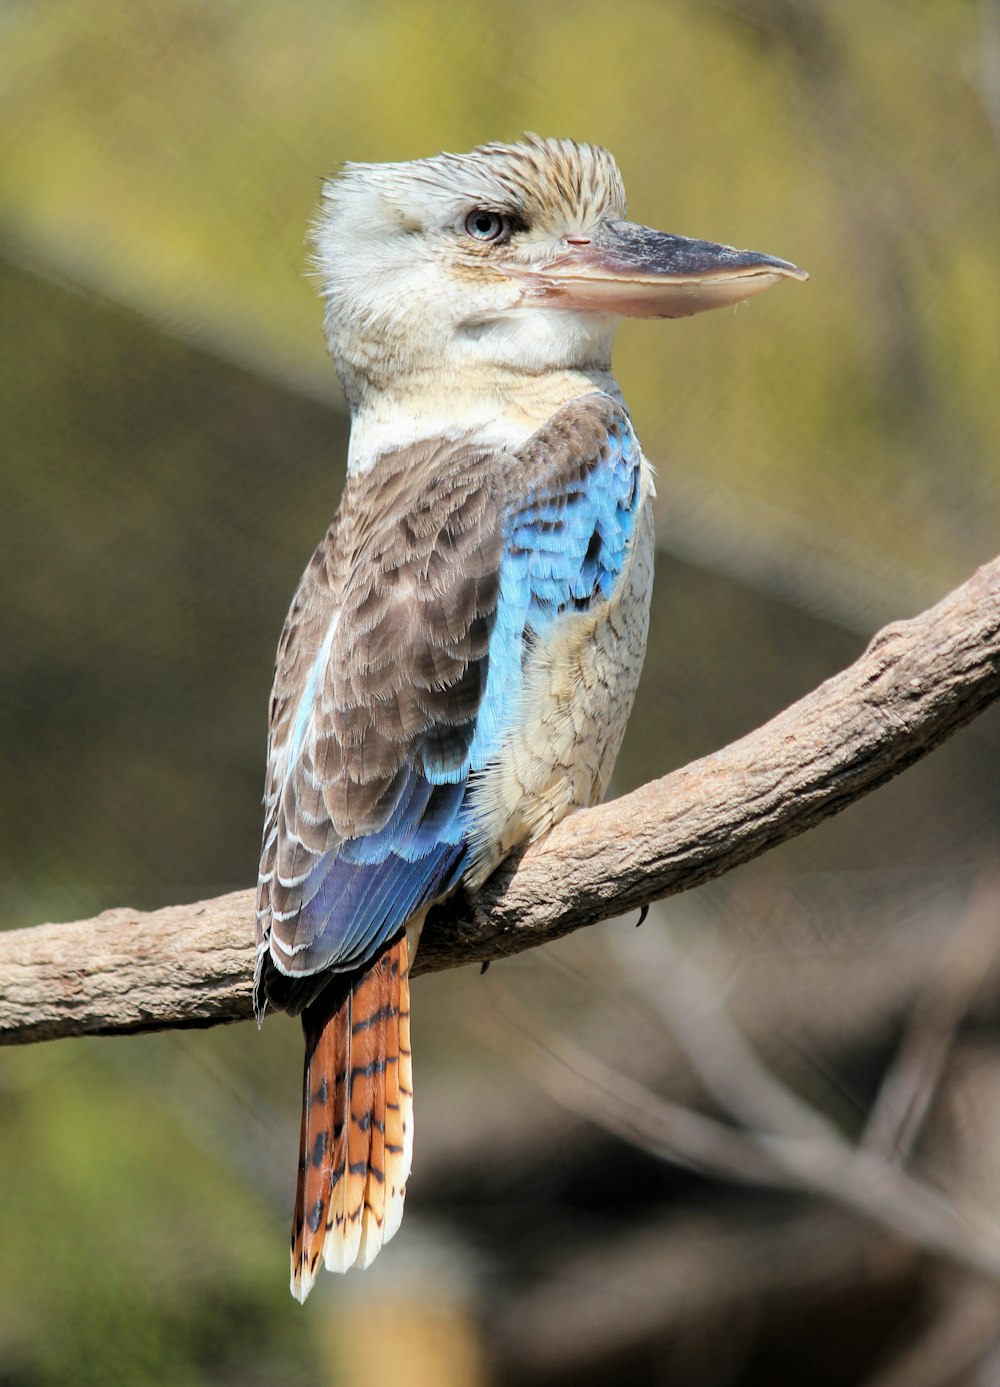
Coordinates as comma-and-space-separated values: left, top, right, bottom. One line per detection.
253, 134, 806, 1301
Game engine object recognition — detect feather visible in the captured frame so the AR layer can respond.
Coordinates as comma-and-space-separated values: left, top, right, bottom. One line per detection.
290, 932, 413, 1299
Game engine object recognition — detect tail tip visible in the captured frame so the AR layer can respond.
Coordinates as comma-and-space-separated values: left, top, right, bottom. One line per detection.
290, 1252, 318, 1304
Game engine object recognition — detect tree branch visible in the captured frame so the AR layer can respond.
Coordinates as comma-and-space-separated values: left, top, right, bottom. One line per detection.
2, 554, 998, 1047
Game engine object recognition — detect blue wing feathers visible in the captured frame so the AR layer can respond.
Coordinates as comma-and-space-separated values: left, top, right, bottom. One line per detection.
278, 404, 641, 977
293, 837, 466, 970
338, 774, 435, 863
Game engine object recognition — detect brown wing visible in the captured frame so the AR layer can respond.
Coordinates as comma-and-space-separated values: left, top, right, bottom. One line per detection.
255, 434, 504, 1004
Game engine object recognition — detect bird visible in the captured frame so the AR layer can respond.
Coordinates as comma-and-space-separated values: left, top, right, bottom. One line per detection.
253, 134, 806, 1302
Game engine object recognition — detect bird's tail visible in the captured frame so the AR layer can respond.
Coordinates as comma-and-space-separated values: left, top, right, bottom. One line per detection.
290, 932, 413, 1302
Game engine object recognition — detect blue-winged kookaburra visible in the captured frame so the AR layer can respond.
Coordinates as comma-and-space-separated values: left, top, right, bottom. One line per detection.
253, 135, 806, 1300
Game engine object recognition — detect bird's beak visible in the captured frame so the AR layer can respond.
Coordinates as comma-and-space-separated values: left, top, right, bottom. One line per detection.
509, 218, 808, 318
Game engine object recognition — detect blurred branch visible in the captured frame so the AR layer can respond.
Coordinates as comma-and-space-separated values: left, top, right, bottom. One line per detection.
476, 990, 781, 1188
858, 1272, 1000, 1387
486, 914, 1000, 1282
491, 999, 1000, 1282
861, 870, 1000, 1161
604, 920, 1000, 1280
495, 1206, 898, 1381
1, 553, 999, 1047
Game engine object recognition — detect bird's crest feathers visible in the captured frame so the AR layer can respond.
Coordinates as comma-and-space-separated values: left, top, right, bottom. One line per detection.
321, 134, 627, 236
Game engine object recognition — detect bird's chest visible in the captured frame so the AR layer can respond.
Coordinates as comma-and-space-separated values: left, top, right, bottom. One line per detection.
465, 474, 655, 885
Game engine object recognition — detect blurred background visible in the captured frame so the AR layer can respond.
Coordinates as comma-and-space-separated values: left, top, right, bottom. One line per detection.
2, 1, 1000, 1383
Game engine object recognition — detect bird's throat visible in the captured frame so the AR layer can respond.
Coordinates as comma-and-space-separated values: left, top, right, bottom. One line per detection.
345, 364, 624, 476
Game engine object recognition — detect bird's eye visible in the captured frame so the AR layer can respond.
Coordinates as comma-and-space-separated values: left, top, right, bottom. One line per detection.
464, 210, 509, 243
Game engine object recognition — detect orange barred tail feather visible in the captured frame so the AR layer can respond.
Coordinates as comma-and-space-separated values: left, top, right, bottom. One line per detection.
290, 933, 413, 1302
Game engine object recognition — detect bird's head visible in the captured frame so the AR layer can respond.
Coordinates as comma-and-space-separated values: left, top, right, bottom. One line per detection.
312, 135, 806, 407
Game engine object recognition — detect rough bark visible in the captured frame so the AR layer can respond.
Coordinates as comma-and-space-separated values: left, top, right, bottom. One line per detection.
2, 554, 998, 1047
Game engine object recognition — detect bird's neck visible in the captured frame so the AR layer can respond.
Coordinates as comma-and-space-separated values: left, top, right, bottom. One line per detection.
345, 363, 623, 476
